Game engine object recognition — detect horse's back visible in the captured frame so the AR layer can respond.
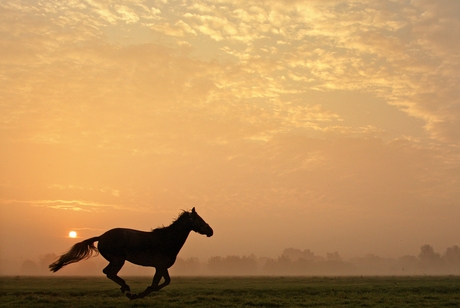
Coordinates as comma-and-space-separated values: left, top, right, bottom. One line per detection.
98, 228, 152, 257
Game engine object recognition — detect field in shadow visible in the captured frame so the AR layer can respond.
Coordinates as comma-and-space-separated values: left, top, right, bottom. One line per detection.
1, 276, 459, 307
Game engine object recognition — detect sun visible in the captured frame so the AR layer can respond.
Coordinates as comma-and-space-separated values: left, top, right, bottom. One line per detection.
69, 231, 77, 238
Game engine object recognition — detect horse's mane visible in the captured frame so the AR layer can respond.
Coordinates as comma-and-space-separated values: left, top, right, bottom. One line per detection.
151, 210, 191, 232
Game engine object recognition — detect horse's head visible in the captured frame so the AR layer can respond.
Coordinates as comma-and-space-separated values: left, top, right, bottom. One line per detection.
189, 207, 213, 237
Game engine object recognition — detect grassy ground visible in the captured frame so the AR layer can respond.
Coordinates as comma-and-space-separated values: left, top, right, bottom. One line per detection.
1, 276, 459, 307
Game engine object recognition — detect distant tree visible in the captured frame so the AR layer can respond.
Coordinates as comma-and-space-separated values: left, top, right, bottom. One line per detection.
39, 253, 58, 273
264, 249, 353, 275
21, 259, 39, 275
326, 252, 342, 262
419, 245, 441, 262
207, 255, 257, 275
262, 255, 293, 275
74, 259, 99, 275
281, 248, 321, 262
443, 245, 460, 273
349, 254, 395, 275
170, 257, 201, 275
418, 244, 443, 272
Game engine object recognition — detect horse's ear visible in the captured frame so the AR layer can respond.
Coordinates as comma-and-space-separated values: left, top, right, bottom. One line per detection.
192, 207, 196, 213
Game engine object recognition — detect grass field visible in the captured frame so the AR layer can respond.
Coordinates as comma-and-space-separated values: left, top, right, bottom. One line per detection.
1, 276, 459, 307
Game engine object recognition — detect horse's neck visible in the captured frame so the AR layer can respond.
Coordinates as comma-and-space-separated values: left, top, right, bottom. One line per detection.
166, 222, 192, 255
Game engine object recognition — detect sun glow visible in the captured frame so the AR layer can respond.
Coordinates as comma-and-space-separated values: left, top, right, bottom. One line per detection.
69, 231, 77, 238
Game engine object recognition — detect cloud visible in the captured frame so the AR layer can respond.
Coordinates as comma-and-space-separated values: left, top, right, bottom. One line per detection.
0, 199, 112, 212
150, 20, 197, 37
3, 0, 459, 145
3, 0, 459, 144
114, 4, 140, 23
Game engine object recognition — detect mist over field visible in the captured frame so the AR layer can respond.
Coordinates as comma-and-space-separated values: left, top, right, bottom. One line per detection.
4, 244, 460, 277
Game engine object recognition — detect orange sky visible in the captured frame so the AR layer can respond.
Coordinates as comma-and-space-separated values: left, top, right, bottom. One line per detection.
1, 0, 460, 268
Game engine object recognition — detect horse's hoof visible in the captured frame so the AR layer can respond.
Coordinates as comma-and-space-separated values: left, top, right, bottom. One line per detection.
120, 286, 131, 294
127, 293, 138, 300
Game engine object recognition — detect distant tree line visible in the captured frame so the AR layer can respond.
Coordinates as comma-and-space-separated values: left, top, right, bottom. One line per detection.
172, 245, 460, 276
5, 244, 460, 276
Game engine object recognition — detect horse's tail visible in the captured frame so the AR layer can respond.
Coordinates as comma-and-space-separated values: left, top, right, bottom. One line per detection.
49, 237, 100, 272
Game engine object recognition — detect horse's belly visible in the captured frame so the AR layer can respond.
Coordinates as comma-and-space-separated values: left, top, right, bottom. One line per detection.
126, 253, 175, 268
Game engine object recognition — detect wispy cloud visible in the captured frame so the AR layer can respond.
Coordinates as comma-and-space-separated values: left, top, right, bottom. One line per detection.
3, 0, 459, 143
0, 199, 113, 212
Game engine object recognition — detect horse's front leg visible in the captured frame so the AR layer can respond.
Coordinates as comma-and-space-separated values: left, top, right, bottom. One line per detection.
127, 268, 170, 300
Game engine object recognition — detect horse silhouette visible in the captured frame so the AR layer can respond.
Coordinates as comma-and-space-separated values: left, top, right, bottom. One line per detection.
49, 207, 213, 299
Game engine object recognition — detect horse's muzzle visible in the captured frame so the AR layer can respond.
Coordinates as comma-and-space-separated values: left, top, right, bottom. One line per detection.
205, 226, 213, 237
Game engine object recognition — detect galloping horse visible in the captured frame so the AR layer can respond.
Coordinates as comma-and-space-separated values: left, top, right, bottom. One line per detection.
49, 208, 213, 299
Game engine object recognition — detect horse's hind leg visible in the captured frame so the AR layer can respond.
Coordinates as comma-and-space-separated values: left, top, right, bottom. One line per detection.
102, 259, 130, 294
